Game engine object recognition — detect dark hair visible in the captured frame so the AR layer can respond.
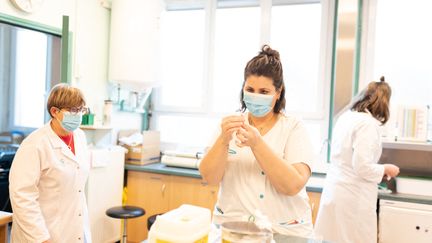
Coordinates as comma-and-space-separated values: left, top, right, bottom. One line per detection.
239, 45, 286, 113
351, 76, 391, 124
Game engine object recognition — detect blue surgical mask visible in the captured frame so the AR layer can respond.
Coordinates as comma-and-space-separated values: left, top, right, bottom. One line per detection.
59, 112, 82, 132
243, 91, 274, 117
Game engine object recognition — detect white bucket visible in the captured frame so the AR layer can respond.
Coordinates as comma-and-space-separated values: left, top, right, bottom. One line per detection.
148, 204, 211, 243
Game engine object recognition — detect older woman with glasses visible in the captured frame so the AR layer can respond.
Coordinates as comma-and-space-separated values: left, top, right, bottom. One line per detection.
9, 83, 92, 243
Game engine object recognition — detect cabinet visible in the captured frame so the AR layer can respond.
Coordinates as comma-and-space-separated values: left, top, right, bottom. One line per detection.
109, 0, 162, 89
379, 199, 432, 243
307, 191, 321, 225
86, 147, 125, 243
126, 171, 219, 242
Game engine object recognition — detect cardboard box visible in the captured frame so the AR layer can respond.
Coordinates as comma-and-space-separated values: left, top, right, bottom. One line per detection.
118, 130, 161, 165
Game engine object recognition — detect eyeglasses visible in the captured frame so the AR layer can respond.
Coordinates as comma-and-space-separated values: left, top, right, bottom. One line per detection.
59, 107, 89, 115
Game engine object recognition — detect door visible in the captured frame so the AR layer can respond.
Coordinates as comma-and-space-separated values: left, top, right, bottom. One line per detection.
127, 171, 170, 242
169, 176, 218, 211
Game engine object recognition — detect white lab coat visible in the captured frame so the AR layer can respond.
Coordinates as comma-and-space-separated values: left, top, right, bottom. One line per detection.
9, 122, 92, 243
314, 110, 385, 243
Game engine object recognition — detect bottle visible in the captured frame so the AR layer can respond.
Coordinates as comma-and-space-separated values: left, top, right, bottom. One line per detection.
129, 91, 138, 109
103, 100, 113, 126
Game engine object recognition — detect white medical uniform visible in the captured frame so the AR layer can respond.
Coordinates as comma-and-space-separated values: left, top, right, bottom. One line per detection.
9, 122, 92, 243
212, 114, 314, 237
314, 110, 385, 243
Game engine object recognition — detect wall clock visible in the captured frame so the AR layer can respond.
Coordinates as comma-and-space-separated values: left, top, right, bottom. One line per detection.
10, 0, 44, 13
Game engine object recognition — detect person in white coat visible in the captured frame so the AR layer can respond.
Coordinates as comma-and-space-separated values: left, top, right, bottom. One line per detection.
199, 45, 314, 237
314, 77, 400, 243
9, 83, 92, 243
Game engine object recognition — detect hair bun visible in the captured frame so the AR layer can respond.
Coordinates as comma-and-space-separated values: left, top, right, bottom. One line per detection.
380, 76, 385, 82
261, 45, 280, 61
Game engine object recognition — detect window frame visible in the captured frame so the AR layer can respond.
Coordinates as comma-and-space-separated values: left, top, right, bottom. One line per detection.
0, 13, 67, 134
151, 0, 336, 172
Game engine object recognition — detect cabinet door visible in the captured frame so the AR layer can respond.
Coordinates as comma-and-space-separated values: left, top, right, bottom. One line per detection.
127, 171, 171, 242
169, 176, 219, 211
307, 191, 321, 225
379, 204, 432, 243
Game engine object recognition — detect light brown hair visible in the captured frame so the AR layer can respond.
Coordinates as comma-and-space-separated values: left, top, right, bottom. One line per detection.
47, 83, 86, 117
351, 76, 391, 124
240, 45, 286, 113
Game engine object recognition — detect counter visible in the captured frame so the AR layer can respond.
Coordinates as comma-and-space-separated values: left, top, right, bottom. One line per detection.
125, 163, 325, 193
126, 163, 201, 178
378, 192, 432, 205
126, 163, 432, 204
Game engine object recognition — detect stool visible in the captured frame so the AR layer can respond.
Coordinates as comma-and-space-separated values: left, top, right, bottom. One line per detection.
106, 205, 145, 243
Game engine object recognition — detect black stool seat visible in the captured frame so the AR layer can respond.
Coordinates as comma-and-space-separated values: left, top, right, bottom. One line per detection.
106, 205, 145, 219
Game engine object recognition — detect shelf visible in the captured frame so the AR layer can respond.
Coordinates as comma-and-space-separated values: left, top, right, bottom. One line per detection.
382, 139, 432, 151
118, 107, 147, 114
80, 125, 112, 130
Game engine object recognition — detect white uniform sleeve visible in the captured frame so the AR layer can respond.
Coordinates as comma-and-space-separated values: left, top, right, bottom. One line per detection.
351, 121, 385, 183
9, 145, 50, 242
283, 120, 314, 168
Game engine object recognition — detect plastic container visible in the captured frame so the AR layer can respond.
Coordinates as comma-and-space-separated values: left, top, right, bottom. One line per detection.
221, 221, 273, 243
148, 204, 211, 243
396, 176, 432, 197
103, 100, 113, 126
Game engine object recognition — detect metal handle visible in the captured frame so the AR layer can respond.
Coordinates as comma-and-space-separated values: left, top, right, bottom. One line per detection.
161, 184, 166, 196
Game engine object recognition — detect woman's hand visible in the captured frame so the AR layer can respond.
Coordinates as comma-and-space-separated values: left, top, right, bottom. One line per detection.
219, 115, 245, 145
383, 164, 400, 179
235, 122, 261, 148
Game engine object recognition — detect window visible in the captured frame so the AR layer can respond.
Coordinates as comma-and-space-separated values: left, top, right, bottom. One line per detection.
212, 5, 261, 113
156, 9, 205, 110
271, 3, 322, 114
13, 29, 48, 128
0, 21, 61, 132
362, 0, 432, 107
361, 0, 432, 141
153, 0, 334, 169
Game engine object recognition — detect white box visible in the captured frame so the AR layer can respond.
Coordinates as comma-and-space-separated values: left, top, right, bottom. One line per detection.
120, 130, 160, 165
395, 177, 432, 196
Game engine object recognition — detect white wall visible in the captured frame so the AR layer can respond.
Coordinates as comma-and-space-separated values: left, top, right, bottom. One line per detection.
0, 0, 143, 138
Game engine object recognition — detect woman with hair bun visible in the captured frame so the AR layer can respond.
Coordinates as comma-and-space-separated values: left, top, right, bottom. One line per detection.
200, 45, 314, 237
314, 77, 400, 243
